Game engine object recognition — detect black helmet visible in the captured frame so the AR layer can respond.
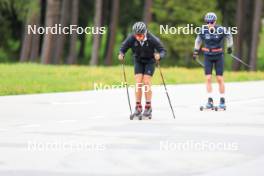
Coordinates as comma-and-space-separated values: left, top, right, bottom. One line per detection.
132, 22, 147, 34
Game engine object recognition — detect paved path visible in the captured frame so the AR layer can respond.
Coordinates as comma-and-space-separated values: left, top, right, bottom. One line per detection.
0, 81, 263, 175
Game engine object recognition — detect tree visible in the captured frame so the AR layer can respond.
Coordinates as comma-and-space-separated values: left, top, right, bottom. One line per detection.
249, 0, 263, 71
104, 0, 119, 65
151, 0, 219, 66
232, 0, 244, 70
29, 13, 41, 62
78, 0, 95, 62
232, 0, 255, 70
143, 0, 152, 24
53, 0, 70, 64
20, 0, 41, 62
90, 0, 103, 65
41, 0, 61, 64
20, 14, 35, 62
67, 0, 79, 64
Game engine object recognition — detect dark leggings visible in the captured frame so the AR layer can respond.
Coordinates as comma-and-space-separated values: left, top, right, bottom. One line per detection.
204, 54, 224, 76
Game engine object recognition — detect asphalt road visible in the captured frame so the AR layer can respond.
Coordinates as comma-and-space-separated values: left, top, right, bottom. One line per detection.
0, 81, 263, 176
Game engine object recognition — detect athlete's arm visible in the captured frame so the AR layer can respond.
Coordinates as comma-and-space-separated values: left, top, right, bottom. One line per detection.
226, 33, 233, 48
152, 37, 166, 59
226, 33, 233, 54
194, 35, 202, 50
119, 35, 134, 55
193, 35, 202, 60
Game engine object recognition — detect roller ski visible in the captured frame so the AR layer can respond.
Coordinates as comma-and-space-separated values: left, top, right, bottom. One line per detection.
214, 98, 226, 111
200, 98, 215, 111
142, 107, 152, 120
130, 106, 142, 120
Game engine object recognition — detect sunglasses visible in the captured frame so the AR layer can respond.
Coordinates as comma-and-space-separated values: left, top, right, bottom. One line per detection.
134, 34, 144, 38
207, 22, 215, 24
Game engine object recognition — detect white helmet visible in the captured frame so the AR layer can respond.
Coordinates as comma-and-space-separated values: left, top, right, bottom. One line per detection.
204, 12, 217, 23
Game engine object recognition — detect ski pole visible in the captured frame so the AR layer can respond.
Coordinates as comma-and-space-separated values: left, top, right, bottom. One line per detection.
230, 54, 252, 68
121, 59, 132, 116
195, 57, 205, 67
156, 60, 176, 119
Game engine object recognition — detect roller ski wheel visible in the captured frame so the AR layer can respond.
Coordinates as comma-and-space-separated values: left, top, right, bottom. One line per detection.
200, 98, 214, 111
214, 106, 226, 111
214, 106, 218, 111
130, 113, 142, 120
215, 98, 226, 111
130, 113, 143, 120
143, 107, 152, 120
200, 105, 215, 111
143, 114, 152, 120
215, 105, 226, 111
130, 107, 142, 120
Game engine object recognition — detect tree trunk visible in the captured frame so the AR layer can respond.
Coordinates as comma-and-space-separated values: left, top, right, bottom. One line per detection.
104, 0, 119, 65
90, 0, 103, 65
41, 0, 61, 64
249, 0, 263, 71
53, 0, 70, 64
143, 0, 153, 24
78, 30, 86, 59
20, 21, 33, 62
102, 0, 111, 60
244, 0, 254, 66
20, 1, 41, 62
67, 0, 79, 64
30, 0, 42, 62
232, 0, 244, 71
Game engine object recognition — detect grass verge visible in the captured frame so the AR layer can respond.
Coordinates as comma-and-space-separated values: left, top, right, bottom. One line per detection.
0, 63, 263, 96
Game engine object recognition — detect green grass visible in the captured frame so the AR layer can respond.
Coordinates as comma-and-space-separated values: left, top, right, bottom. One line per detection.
0, 63, 264, 96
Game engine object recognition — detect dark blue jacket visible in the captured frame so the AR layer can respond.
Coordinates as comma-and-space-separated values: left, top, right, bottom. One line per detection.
120, 32, 166, 63
197, 25, 233, 56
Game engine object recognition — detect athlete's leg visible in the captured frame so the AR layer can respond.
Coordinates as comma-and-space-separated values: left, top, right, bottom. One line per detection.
215, 56, 224, 94
204, 57, 213, 98
215, 55, 225, 106
216, 76, 225, 94
143, 75, 152, 103
206, 75, 213, 94
135, 74, 144, 104
143, 63, 155, 106
134, 60, 144, 108
142, 63, 155, 117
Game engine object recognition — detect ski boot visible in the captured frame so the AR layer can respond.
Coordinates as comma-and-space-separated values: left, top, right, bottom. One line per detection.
143, 106, 152, 120
200, 98, 214, 111
215, 97, 226, 111
130, 106, 142, 120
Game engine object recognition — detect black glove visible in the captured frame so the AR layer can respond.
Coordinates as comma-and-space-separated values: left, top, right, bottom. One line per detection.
193, 49, 199, 60
227, 47, 232, 54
